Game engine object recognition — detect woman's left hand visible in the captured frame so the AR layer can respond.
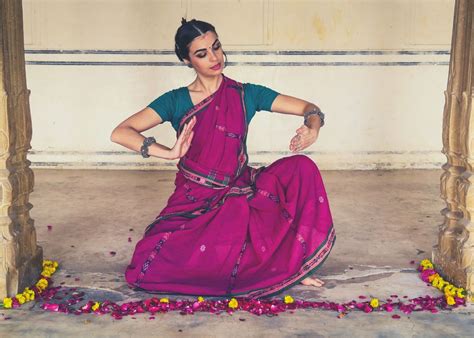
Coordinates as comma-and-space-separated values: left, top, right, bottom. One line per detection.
289, 125, 319, 152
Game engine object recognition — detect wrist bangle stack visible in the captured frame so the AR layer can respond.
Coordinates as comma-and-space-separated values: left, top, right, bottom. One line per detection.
304, 108, 325, 127
140, 136, 156, 158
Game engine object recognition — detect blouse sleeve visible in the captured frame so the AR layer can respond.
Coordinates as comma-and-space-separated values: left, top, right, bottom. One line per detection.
147, 89, 176, 123
245, 83, 280, 112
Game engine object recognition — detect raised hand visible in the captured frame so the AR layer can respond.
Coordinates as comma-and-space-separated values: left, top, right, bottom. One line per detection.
289, 124, 319, 153
168, 116, 197, 159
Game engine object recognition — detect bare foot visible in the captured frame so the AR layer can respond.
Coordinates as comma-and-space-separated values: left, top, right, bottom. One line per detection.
300, 276, 325, 287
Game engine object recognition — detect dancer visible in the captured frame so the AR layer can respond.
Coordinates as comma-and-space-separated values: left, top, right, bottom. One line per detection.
110, 18, 335, 298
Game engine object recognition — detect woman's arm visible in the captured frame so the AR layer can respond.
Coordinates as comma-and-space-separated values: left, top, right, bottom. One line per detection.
110, 107, 174, 160
270, 94, 323, 152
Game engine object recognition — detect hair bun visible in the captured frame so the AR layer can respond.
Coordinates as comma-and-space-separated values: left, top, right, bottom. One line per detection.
181, 17, 187, 25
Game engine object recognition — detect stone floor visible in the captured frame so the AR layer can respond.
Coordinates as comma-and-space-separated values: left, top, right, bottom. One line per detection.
1, 168, 473, 337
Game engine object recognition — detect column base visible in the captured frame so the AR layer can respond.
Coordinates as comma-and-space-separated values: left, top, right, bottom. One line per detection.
3, 245, 43, 298
433, 244, 473, 302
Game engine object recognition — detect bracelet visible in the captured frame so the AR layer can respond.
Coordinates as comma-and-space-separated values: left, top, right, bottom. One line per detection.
140, 136, 156, 158
304, 108, 325, 127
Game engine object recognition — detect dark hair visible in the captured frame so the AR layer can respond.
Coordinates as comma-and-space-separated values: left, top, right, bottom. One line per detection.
174, 18, 226, 65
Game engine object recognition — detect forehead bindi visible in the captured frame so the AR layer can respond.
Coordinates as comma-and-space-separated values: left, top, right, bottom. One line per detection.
190, 32, 219, 53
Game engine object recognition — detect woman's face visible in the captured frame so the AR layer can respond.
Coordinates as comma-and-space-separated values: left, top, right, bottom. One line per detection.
184, 31, 224, 76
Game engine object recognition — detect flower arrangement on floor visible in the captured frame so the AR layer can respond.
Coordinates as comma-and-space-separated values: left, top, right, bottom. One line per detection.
418, 259, 466, 306
0, 259, 467, 319
2, 260, 57, 309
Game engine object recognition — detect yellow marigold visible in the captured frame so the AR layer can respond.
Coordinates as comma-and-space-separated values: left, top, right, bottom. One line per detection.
437, 280, 446, 291
284, 295, 294, 304
444, 285, 456, 297
422, 263, 434, 270
3, 297, 12, 309
36, 278, 48, 290
428, 274, 437, 282
446, 295, 456, 306
420, 259, 431, 266
92, 302, 100, 311
457, 288, 465, 299
197, 296, 205, 303
15, 294, 26, 305
41, 270, 52, 278
432, 277, 440, 288
160, 298, 169, 303
42, 260, 58, 269
370, 298, 379, 308
228, 298, 239, 309
23, 288, 34, 301
24, 289, 35, 301
43, 266, 56, 274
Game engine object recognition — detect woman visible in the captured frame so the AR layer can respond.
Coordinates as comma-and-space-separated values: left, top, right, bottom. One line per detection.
110, 19, 335, 298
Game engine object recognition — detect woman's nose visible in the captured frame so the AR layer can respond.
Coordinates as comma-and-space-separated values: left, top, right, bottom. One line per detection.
209, 50, 218, 61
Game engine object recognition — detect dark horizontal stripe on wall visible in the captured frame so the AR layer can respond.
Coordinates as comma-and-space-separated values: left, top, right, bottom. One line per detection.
25, 49, 450, 56
25, 61, 449, 67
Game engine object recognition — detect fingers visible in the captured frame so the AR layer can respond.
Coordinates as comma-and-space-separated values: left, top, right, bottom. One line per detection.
186, 130, 194, 146
290, 134, 303, 152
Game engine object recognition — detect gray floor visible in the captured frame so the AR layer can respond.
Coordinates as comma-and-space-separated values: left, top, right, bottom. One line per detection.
1, 168, 473, 337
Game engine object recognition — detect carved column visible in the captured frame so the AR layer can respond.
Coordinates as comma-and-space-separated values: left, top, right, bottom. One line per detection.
0, 0, 43, 298
434, 0, 474, 302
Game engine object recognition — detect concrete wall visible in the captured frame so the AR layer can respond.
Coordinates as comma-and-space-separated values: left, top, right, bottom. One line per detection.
23, 0, 454, 170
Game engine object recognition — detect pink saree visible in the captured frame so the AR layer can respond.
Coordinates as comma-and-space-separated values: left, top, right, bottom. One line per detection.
125, 74, 335, 298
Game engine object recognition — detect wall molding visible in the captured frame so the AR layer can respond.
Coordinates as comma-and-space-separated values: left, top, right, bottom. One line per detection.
24, 49, 451, 67
28, 150, 445, 171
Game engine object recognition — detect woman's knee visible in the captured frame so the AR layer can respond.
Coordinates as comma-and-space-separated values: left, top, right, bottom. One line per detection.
290, 154, 319, 172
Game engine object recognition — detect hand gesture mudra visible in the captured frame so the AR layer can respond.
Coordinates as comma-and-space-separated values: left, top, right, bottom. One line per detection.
169, 116, 197, 160
289, 124, 319, 153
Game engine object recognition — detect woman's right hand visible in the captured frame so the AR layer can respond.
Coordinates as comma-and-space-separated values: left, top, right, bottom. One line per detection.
168, 116, 197, 160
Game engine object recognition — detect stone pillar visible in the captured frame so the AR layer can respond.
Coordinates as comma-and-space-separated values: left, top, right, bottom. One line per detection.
434, 0, 474, 302
0, 0, 43, 299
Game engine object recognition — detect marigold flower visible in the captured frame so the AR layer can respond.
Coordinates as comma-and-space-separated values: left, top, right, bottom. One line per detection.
457, 288, 465, 299
432, 276, 443, 288
160, 298, 169, 303
446, 296, 455, 306
36, 278, 48, 290
422, 263, 434, 270
284, 295, 294, 304
228, 298, 239, 309
92, 302, 100, 311
42, 270, 52, 278
3, 297, 12, 309
420, 259, 431, 266
15, 294, 26, 305
370, 298, 379, 308
197, 296, 205, 303
22, 288, 35, 301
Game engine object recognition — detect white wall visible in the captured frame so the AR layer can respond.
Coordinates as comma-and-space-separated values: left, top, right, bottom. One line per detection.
23, 0, 454, 170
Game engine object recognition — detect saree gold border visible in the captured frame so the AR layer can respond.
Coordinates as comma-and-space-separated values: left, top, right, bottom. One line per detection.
433, 0, 474, 302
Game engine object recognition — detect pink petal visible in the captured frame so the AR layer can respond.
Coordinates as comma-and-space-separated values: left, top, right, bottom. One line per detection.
392, 315, 401, 319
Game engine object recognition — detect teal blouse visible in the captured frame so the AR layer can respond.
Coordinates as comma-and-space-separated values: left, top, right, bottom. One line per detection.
147, 83, 280, 131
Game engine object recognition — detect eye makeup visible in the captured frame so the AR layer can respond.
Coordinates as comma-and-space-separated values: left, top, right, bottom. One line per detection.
194, 40, 221, 58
